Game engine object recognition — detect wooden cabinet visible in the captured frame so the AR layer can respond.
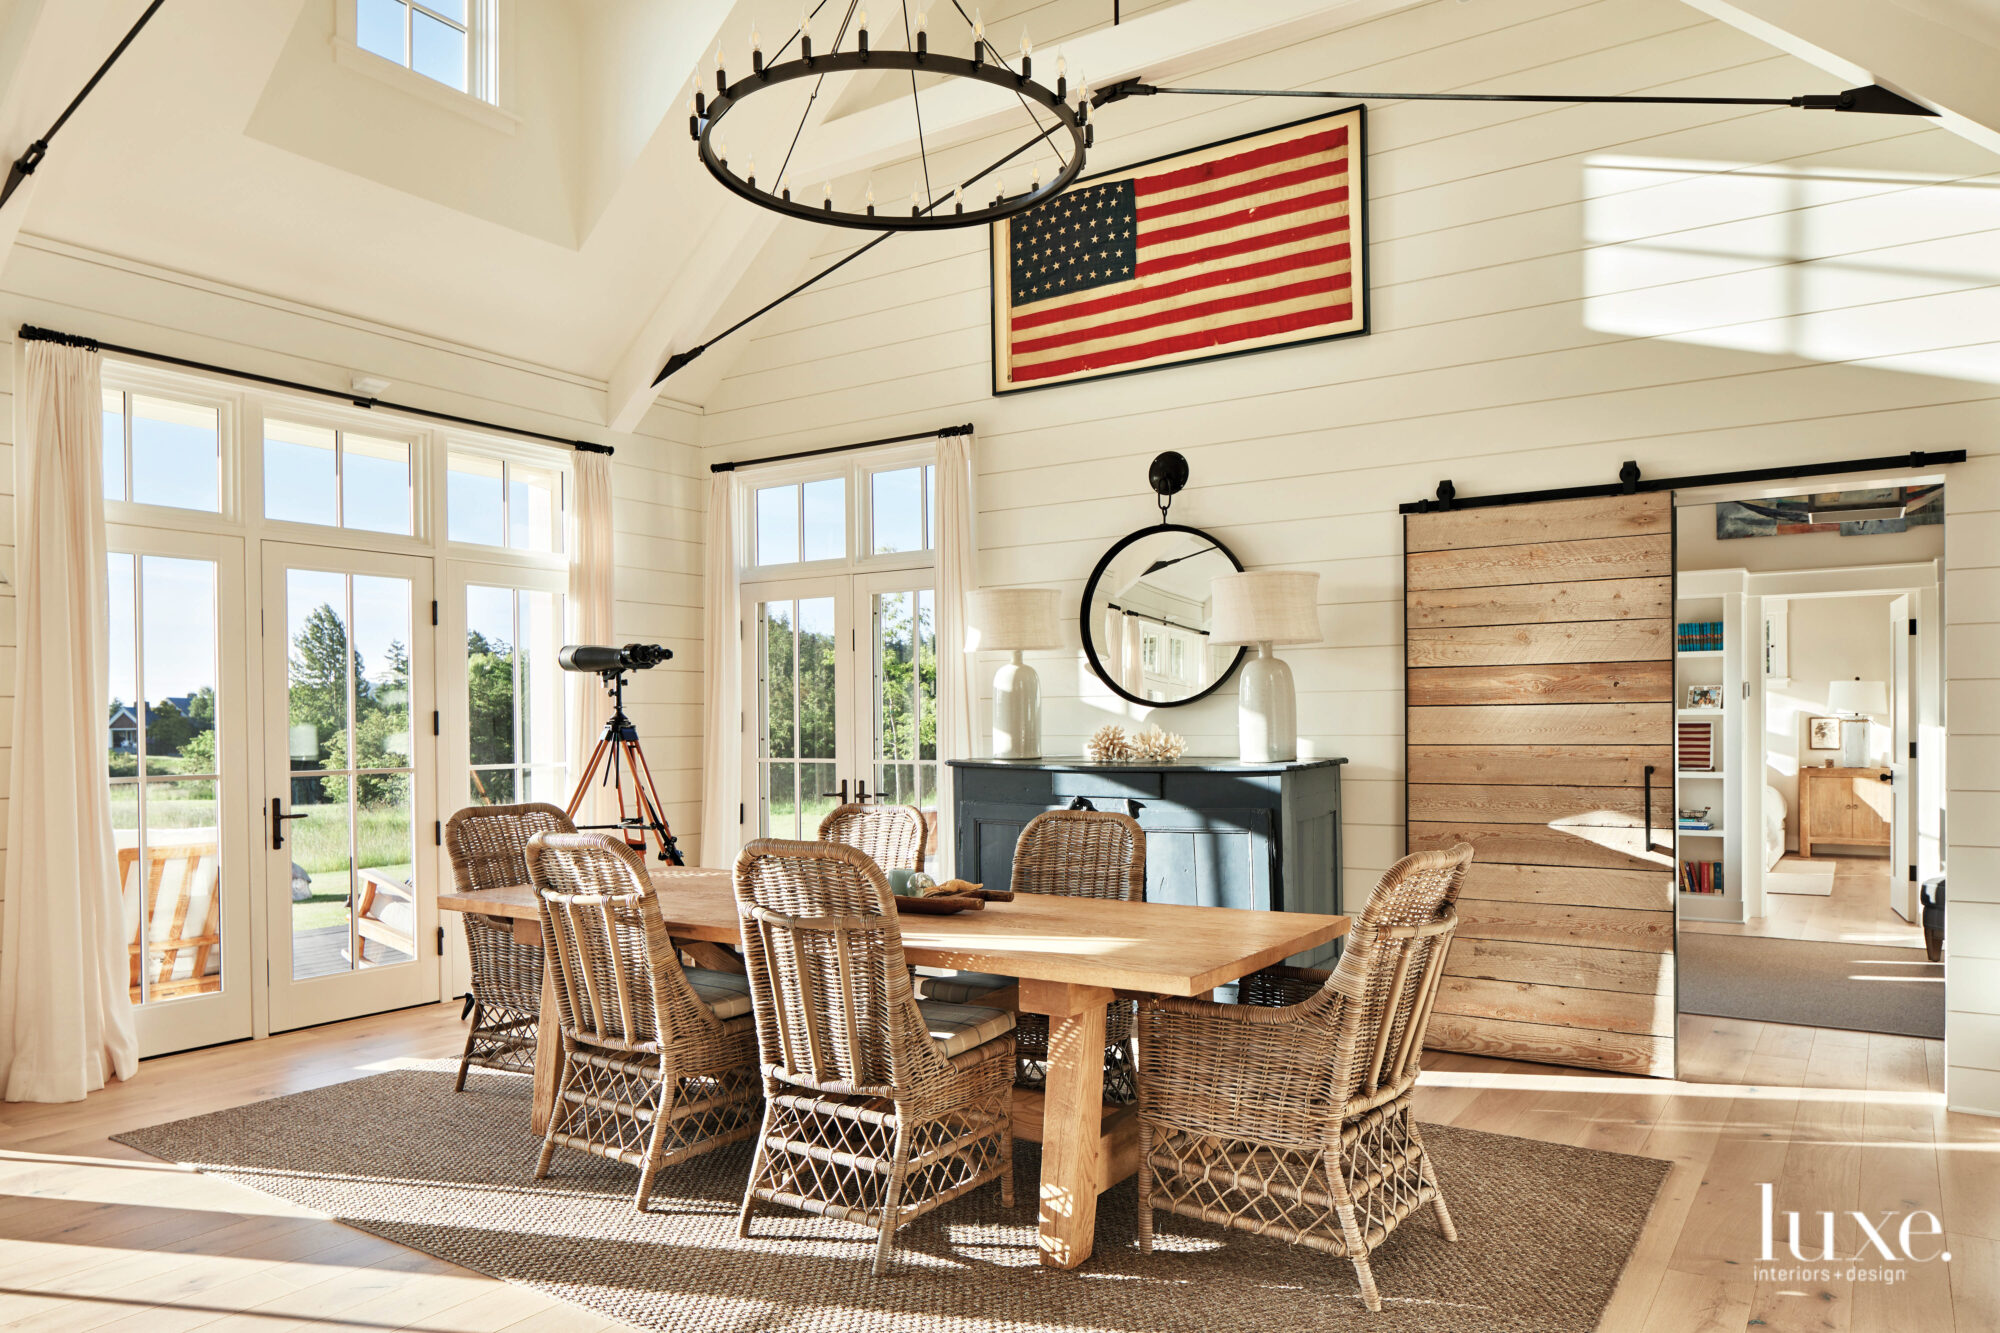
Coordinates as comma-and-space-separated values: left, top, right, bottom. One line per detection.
1798, 765, 1893, 859
947, 757, 1345, 967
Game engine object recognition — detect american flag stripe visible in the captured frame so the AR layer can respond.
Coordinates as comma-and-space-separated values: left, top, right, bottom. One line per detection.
1131, 126, 1348, 199
1013, 303, 1355, 383
1136, 155, 1348, 222
998, 111, 1363, 390
1010, 241, 1352, 332
1011, 264, 1351, 362
1011, 271, 1354, 359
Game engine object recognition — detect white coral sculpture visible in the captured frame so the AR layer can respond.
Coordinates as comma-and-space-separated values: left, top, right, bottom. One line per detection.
1130, 726, 1187, 762
1086, 723, 1132, 763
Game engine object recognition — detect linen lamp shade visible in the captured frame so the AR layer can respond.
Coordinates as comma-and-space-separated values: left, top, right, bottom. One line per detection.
1209, 571, 1321, 647
1826, 679, 1888, 716
1827, 678, 1887, 766
1207, 570, 1320, 763
970, 587, 1063, 652
970, 587, 1062, 760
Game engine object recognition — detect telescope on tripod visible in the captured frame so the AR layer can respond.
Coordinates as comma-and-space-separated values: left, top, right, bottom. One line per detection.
559, 642, 683, 864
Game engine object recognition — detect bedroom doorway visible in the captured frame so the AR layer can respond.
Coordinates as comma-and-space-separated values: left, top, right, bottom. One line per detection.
1670, 480, 1946, 1054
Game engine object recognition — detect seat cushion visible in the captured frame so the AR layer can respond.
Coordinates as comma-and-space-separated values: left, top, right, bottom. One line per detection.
917, 1000, 1015, 1057
686, 967, 753, 1020
915, 970, 1013, 1004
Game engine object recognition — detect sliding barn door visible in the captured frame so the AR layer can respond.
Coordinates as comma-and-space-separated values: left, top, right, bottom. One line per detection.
1405, 492, 1676, 1077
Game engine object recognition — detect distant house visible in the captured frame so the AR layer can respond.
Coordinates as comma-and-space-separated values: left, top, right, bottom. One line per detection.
108, 695, 199, 752
109, 704, 140, 752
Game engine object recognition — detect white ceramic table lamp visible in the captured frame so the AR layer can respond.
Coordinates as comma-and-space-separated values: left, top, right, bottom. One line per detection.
1209, 570, 1321, 763
1826, 678, 1888, 766
971, 588, 1063, 760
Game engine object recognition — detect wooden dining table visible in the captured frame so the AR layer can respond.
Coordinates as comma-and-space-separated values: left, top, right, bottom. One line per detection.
439, 867, 1348, 1269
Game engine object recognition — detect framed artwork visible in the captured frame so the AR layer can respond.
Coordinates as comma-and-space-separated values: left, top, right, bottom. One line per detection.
1808, 716, 1843, 750
1686, 686, 1723, 710
990, 106, 1367, 394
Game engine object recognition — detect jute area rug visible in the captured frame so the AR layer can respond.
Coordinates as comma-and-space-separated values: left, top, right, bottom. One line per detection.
1678, 933, 1944, 1039
116, 1065, 1670, 1333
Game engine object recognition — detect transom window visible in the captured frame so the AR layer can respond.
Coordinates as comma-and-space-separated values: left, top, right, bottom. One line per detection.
357, 0, 477, 95
263, 419, 413, 536
103, 389, 220, 513
447, 452, 565, 554
750, 458, 938, 570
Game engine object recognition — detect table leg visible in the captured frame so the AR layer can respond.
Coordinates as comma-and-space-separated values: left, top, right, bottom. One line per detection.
1021, 979, 1113, 1269
530, 943, 561, 1136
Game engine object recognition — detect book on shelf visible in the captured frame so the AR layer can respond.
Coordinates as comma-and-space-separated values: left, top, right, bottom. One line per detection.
1678, 860, 1725, 894
1675, 621, 1724, 652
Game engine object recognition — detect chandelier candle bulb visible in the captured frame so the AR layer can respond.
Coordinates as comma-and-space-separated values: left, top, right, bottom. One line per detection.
1019, 30, 1031, 80
822, 180, 832, 209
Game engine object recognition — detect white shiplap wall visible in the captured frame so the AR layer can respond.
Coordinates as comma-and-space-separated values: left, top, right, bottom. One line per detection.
0, 236, 713, 956
698, 0, 2000, 1111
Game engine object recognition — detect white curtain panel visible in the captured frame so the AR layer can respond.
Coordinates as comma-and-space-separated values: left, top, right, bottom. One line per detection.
566, 450, 617, 829
699, 474, 742, 869
935, 431, 977, 870
1121, 613, 1144, 696
0, 341, 139, 1102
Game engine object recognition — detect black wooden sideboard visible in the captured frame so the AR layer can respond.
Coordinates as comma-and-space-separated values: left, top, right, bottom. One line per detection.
947, 756, 1346, 968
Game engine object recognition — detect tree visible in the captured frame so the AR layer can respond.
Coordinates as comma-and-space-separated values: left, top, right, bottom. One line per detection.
467, 630, 516, 768
289, 602, 359, 766
145, 698, 194, 759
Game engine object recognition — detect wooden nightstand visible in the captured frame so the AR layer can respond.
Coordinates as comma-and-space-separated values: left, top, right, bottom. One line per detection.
1798, 765, 1893, 859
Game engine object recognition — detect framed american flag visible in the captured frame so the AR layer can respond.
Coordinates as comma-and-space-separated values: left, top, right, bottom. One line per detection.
990, 106, 1367, 395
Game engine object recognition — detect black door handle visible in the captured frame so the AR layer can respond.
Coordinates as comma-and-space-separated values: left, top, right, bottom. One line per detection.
836, 778, 849, 806
271, 796, 308, 850
855, 778, 872, 804
1643, 765, 1656, 854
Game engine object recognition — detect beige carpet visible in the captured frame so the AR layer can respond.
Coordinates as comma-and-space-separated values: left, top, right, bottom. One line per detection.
116, 1065, 1670, 1333
1679, 934, 1944, 1038
1766, 861, 1836, 896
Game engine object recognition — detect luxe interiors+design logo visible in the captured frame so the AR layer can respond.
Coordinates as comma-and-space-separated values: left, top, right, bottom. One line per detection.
1755, 1183, 1952, 1286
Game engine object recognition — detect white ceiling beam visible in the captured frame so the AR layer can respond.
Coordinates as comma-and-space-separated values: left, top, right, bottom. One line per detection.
0, 1, 165, 283
782, 0, 1431, 186
604, 202, 783, 432
1679, 0, 2000, 157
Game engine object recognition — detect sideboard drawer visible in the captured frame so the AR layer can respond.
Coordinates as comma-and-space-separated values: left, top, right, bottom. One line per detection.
1051, 770, 1163, 803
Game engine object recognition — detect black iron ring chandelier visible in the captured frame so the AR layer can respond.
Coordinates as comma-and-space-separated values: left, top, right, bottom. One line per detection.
690, 2, 1091, 232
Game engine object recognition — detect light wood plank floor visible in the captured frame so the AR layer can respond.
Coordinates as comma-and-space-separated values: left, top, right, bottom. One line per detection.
1, 1005, 1994, 1331
1682, 855, 1928, 948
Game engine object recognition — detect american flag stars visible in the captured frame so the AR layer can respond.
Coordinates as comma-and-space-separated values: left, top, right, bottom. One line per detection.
1007, 178, 1140, 307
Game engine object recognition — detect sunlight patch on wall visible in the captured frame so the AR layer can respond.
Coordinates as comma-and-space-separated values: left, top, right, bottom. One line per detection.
1581, 155, 2000, 381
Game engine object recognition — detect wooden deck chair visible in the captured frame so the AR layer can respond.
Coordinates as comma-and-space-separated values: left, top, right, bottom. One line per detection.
123, 841, 222, 1003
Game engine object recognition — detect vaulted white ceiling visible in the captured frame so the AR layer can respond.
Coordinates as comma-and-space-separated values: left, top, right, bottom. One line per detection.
2, 0, 1996, 427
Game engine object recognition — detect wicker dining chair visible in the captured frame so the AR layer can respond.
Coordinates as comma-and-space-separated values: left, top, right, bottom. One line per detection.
443, 803, 573, 1091
1134, 843, 1474, 1313
733, 838, 1016, 1276
816, 802, 928, 873
918, 809, 1145, 1099
526, 832, 762, 1211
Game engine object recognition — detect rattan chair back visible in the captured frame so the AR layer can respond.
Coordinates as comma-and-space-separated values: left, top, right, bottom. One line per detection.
816, 802, 928, 873
445, 802, 574, 892
1009, 808, 1144, 900
733, 838, 944, 1096
526, 833, 723, 1053
1325, 843, 1472, 1108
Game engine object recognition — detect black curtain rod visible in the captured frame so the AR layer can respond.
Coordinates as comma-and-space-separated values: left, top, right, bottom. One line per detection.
710, 423, 972, 473
17, 324, 614, 456
1399, 450, 1966, 515
1107, 601, 1209, 636
0, 0, 169, 215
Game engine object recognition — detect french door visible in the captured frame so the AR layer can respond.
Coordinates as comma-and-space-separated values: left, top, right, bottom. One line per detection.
743, 571, 941, 841
108, 526, 255, 1056
261, 541, 438, 1031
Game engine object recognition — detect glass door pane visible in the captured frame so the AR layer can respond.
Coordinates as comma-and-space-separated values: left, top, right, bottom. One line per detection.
871, 586, 938, 812
283, 569, 417, 977
465, 583, 567, 807
754, 593, 841, 838
108, 554, 224, 1006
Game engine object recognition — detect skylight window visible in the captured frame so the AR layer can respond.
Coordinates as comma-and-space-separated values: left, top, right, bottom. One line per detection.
355, 0, 486, 100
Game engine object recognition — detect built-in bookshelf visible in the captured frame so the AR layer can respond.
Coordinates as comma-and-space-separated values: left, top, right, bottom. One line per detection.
1674, 580, 1750, 924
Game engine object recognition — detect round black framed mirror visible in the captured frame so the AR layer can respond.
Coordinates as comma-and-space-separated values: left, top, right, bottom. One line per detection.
1080, 523, 1246, 707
